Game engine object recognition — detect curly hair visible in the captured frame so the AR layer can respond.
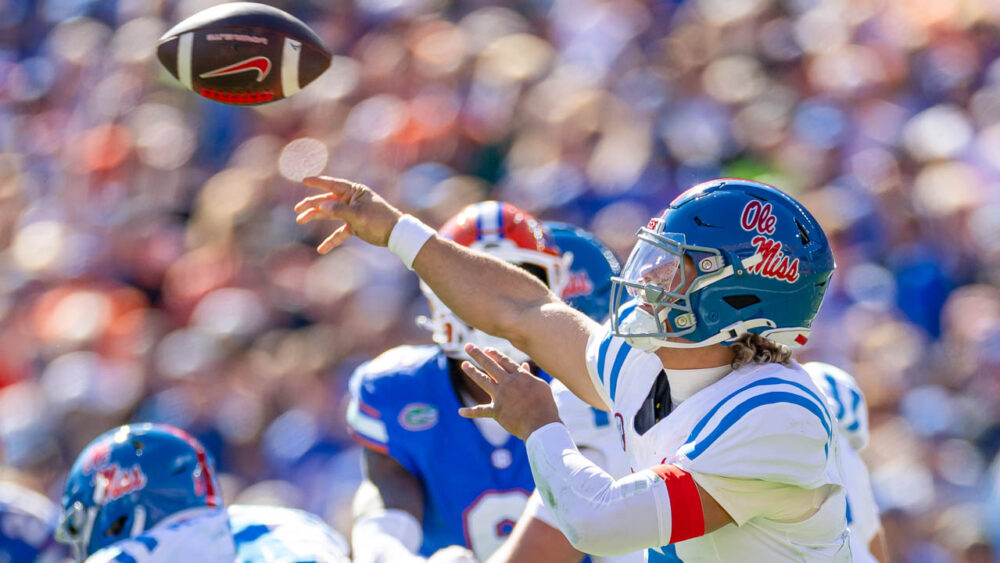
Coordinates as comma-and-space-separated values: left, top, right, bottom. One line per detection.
730, 332, 792, 370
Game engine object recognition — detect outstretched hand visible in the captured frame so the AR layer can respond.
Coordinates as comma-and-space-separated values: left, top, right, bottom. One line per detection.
294, 176, 403, 254
458, 343, 561, 440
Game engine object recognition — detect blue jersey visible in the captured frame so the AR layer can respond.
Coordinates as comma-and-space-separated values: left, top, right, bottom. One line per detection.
0, 482, 65, 563
347, 345, 537, 559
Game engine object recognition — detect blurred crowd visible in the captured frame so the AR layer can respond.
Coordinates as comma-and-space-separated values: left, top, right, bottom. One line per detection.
1, 0, 999, 560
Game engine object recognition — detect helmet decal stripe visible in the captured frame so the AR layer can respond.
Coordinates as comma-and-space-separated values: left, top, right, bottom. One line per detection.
195, 449, 219, 507
478, 202, 502, 242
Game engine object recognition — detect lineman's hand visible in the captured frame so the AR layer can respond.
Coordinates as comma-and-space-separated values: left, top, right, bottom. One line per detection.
294, 176, 403, 254
458, 344, 561, 440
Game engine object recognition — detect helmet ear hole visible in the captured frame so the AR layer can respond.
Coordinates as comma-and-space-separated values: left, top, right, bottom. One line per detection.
517, 263, 549, 286
104, 515, 128, 537
723, 295, 761, 310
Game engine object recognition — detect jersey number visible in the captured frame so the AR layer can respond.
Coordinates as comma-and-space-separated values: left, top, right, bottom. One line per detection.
462, 490, 529, 559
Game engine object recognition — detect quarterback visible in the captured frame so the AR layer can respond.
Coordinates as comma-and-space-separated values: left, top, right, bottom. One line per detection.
56, 423, 349, 562
295, 177, 850, 560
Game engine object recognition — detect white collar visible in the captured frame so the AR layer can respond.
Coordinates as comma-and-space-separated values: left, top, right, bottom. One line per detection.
664, 365, 732, 405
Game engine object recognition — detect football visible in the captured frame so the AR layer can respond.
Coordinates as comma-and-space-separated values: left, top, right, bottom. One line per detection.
157, 2, 332, 105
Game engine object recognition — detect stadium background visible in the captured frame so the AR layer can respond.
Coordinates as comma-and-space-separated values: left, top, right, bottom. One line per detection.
2, 0, 1000, 560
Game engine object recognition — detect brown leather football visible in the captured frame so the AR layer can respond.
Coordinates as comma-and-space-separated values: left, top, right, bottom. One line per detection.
157, 2, 331, 105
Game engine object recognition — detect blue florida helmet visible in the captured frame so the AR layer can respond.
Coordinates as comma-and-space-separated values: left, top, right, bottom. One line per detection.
611, 179, 835, 351
57, 423, 221, 560
547, 222, 622, 322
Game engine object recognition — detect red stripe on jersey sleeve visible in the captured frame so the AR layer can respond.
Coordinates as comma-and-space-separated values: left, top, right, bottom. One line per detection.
348, 428, 389, 455
651, 464, 705, 544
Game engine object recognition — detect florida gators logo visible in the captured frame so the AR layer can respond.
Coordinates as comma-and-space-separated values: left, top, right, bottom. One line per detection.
399, 403, 438, 431
200, 56, 271, 82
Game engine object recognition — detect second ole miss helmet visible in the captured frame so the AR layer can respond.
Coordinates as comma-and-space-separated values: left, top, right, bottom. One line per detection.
547, 222, 622, 323
420, 201, 569, 363
56, 424, 221, 560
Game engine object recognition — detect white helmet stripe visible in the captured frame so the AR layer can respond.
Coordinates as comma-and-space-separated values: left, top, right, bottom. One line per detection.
478, 201, 502, 241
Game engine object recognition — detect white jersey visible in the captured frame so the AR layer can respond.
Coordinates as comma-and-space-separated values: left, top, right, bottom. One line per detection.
523, 380, 643, 563
585, 326, 851, 562
86, 505, 349, 563
806, 362, 881, 557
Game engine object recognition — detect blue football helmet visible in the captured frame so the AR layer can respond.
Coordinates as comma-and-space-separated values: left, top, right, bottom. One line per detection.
610, 179, 835, 350
546, 222, 622, 323
57, 423, 220, 559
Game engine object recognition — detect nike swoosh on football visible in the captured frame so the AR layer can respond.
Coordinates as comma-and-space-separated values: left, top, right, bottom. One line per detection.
199, 56, 271, 82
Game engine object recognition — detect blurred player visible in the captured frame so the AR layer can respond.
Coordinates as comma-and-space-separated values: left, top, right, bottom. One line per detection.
805, 361, 886, 562
295, 176, 850, 560
0, 478, 65, 562
489, 222, 641, 563
347, 202, 572, 562
56, 423, 349, 562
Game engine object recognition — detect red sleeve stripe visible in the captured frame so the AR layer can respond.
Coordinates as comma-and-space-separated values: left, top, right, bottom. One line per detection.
652, 464, 705, 544
357, 401, 381, 417
348, 428, 389, 455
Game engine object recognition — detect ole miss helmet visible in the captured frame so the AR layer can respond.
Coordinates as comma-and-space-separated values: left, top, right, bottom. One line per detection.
547, 222, 621, 323
421, 201, 569, 363
57, 424, 220, 560
611, 179, 835, 351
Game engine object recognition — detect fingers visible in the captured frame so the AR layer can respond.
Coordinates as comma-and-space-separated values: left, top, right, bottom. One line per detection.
464, 344, 511, 380
295, 207, 323, 224
294, 193, 339, 214
317, 224, 353, 254
460, 361, 498, 394
458, 404, 496, 419
303, 176, 356, 198
483, 347, 522, 373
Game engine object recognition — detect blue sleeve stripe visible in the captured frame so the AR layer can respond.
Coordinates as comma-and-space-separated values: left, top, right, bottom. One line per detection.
824, 373, 846, 420
849, 388, 862, 419
616, 301, 637, 324
846, 498, 854, 524
648, 545, 683, 562
596, 332, 612, 385
134, 536, 158, 552
686, 392, 832, 461
591, 408, 610, 427
845, 420, 860, 432
607, 341, 632, 402
685, 377, 831, 445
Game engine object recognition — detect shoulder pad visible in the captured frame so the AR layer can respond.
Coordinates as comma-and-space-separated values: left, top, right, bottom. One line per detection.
678, 363, 834, 488
353, 345, 441, 380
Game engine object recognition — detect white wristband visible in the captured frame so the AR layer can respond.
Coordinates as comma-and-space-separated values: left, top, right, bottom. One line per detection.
388, 214, 436, 270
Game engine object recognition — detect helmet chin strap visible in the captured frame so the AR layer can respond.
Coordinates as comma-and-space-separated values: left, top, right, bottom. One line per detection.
621, 307, 776, 351
130, 506, 147, 538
